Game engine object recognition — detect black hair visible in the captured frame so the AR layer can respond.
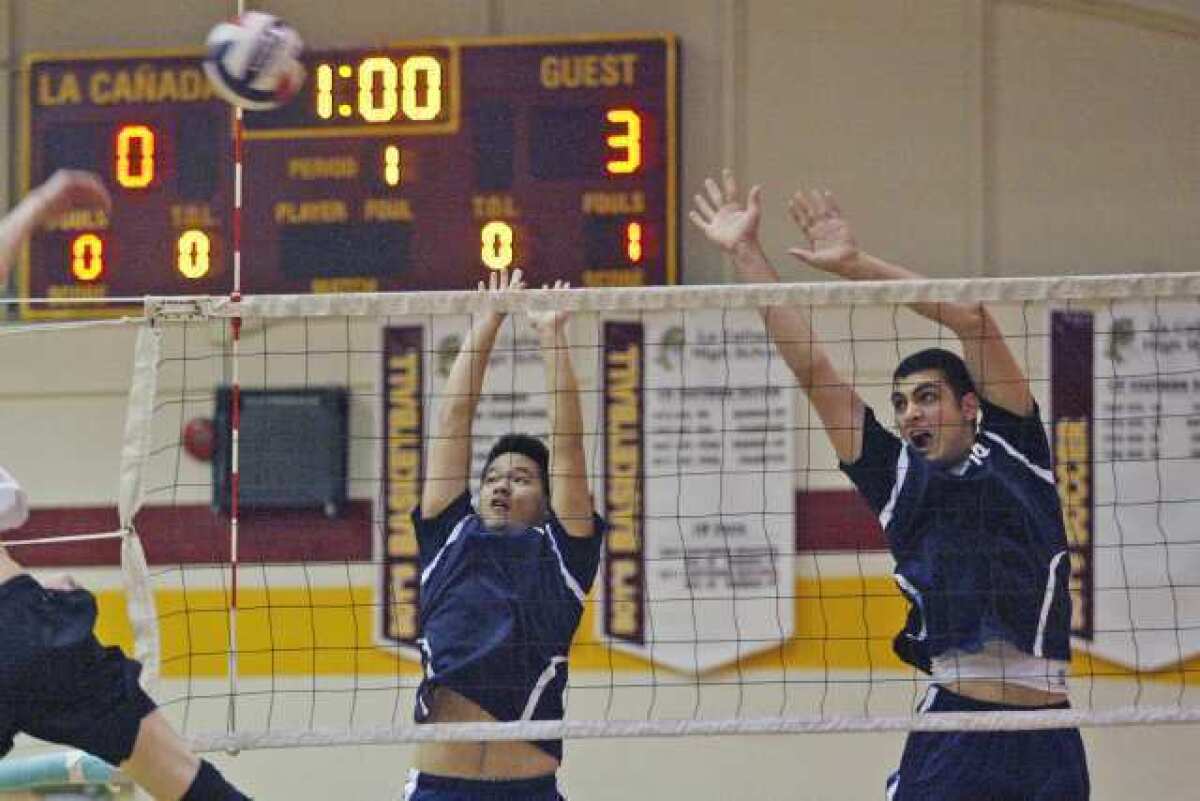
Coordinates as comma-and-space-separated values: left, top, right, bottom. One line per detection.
482, 433, 550, 493
893, 348, 977, 400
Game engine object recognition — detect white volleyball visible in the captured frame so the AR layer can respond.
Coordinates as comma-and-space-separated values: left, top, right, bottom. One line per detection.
203, 11, 305, 111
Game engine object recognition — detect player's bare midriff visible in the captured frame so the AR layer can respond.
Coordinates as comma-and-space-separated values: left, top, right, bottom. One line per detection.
414, 687, 559, 780
944, 680, 1068, 707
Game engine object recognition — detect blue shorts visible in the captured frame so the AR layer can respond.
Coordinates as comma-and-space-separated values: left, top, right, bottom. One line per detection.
0, 575, 157, 765
403, 770, 564, 801
887, 686, 1089, 801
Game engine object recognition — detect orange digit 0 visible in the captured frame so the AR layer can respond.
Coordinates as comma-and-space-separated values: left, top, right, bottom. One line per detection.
71, 233, 104, 281
115, 125, 155, 189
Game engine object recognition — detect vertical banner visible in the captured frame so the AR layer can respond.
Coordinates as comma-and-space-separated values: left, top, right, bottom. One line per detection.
602, 310, 795, 673
1051, 310, 1095, 640
602, 321, 646, 644
1053, 301, 1200, 670
381, 326, 424, 647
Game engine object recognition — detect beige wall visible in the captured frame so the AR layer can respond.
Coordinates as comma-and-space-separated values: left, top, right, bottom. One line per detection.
6, 1, 1193, 286
3, 2, 1199, 800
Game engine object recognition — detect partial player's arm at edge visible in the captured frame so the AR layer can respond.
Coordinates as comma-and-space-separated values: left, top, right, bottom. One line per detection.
0, 170, 111, 286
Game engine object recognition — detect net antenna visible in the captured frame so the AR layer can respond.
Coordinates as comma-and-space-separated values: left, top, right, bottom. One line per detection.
224, 0, 249, 748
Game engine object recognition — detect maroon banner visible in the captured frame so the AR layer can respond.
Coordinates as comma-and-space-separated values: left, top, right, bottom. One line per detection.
381, 326, 425, 645
1051, 309, 1095, 640
602, 321, 646, 644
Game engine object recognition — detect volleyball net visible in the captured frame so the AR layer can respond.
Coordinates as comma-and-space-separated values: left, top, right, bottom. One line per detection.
4, 273, 1200, 753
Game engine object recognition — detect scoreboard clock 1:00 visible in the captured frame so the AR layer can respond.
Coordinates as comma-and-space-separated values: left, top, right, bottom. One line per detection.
19, 34, 677, 319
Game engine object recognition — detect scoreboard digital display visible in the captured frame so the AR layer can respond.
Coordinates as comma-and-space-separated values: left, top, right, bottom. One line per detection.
19, 34, 677, 319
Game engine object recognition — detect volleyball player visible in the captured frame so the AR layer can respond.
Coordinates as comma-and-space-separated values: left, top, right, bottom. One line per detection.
1, 170, 252, 800
690, 171, 1089, 800
405, 269, 604, 801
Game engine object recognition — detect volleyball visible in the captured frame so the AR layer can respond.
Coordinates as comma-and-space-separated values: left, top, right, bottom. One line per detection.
203, 11, 305, 110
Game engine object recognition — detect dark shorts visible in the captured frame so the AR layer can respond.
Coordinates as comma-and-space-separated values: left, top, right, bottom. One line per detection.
887, 686, 1089, 801
403, 771, 564, 801
0, 575, 157, 765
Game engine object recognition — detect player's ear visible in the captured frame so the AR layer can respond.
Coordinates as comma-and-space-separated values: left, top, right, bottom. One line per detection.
960, 390, 980, 423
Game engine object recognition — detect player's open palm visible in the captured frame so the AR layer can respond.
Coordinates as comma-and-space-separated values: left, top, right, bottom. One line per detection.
787, 188, 859, 272
478, 266, 525, 295
688, 169, 762, 253
528, 280, 571, 336
477, 267, 526, 319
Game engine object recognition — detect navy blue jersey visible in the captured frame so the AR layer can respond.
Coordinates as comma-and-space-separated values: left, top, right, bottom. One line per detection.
412, 491, 605, 762
841, 400, 1071, 672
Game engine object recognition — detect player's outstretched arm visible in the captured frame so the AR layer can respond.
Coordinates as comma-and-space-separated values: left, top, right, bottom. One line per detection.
0, 170, 111, 285
787, 189, 1034, 416
120, 710, 249, 800
529, 281, 594, 538
422, 269, 525, 518
690, 170, 865, 463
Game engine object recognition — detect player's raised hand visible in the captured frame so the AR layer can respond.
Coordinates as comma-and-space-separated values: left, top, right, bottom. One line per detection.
688, 169, 762, 253
477, 267, 525, 317
786, 188, 860, 273
478, 266, 525, 294
1, 170, 112, 284
528, 280, 571, 337
35, 169, 112, 220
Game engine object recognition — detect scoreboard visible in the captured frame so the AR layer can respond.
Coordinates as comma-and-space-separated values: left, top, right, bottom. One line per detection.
19, 34, 677, 319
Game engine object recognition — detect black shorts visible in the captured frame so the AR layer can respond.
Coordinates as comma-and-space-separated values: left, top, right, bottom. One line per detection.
0, 575, 157, 765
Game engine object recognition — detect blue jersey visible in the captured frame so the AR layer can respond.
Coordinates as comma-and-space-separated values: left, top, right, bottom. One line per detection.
412, 491, 605, 762
840, 399, 1072, 672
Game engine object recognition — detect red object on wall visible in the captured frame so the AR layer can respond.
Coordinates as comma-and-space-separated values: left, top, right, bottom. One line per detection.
182, 417, 215, 462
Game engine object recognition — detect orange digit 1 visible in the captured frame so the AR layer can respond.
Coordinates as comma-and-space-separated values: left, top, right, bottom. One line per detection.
384, 145, 402, 187
626, 221, 644, 263
316, 63, 334, 119
71, 233, 105, 281
115, 124, 155, 189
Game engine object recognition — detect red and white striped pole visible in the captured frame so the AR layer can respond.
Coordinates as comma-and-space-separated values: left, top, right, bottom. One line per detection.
226, 0, 246, 746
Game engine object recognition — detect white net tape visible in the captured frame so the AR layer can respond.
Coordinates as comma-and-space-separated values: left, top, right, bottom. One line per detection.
184, 703, 1200, 754
147, 271, 1200, 320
